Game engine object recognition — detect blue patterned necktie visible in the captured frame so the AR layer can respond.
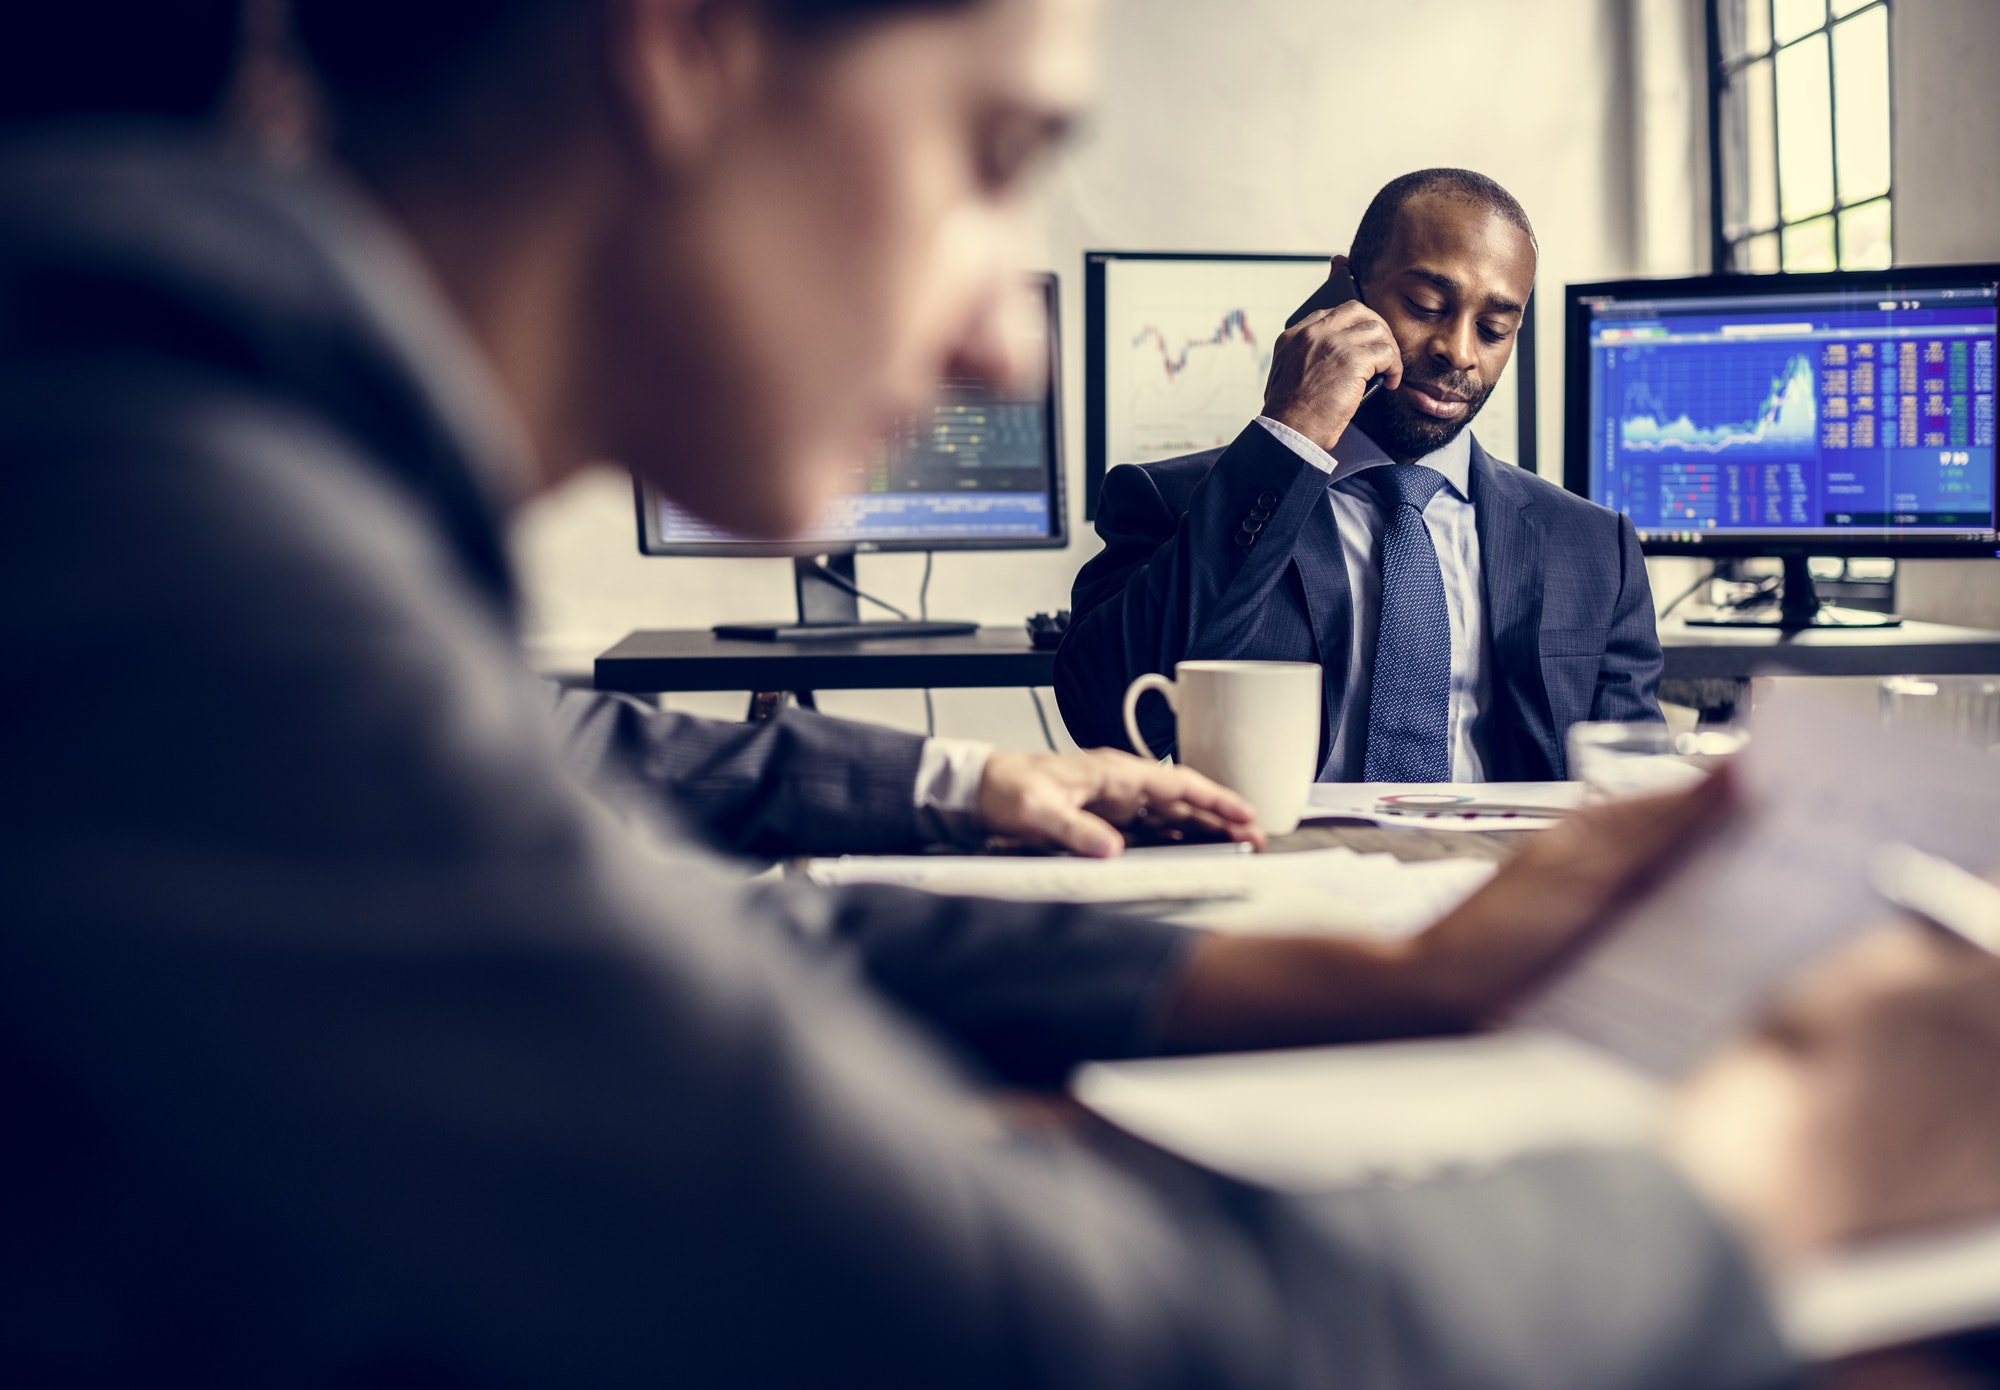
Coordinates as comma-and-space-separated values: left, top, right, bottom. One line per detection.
1363, 464, 1452, 782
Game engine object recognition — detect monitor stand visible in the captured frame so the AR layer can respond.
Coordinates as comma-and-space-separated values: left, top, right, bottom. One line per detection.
711, 555, 979, 642
1682, 554, 1902, 631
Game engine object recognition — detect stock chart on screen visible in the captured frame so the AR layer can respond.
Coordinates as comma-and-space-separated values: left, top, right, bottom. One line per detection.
1088, 252, 1527, 514
1099, 255, 1330, 469
642, 273, 1062, 553
650, 383, 1054, 545
1582, 283, 2000, 542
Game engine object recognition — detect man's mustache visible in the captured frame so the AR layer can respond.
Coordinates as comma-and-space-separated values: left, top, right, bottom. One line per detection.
1399, 367, 1489, 405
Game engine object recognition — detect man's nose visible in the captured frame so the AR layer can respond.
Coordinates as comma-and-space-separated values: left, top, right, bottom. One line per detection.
1429, 316, 1480, 373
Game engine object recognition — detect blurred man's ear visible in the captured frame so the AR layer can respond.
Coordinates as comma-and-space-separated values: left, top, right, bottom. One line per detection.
611, 0, 768, 174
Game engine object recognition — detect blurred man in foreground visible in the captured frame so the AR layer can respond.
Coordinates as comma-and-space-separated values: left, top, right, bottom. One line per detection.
2, 0, 1997, 1385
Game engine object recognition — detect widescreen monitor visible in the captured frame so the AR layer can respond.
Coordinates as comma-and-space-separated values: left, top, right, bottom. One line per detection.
1565, 265, 2000, 561
1083, 250, 1537, 518
636, 272, 1065, 559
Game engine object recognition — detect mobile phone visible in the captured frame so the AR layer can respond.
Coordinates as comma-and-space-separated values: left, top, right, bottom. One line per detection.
1285, 264, 1386, 402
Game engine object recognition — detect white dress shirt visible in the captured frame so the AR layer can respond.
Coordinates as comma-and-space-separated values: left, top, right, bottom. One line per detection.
913, 736, 992, 843
1256, 415, 1491, 782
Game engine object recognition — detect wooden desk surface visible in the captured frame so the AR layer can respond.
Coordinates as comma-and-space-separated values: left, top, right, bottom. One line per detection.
1265, 820, 1528, 863
1658, 616, 2000, 680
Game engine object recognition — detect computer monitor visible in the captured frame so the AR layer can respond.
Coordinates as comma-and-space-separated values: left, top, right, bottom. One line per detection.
1083, 250, 1537, 519
634, 273, 1065, 640
1565, 265, 2000, 627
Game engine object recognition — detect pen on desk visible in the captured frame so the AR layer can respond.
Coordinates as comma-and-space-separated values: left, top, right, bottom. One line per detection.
1089, 892, 1249, 914
1375, 800, 1575, 819
1866, 842, 2000, 954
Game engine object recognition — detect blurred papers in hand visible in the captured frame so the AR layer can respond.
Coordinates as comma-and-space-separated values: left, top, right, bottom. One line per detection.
1518, 686, 2000, 1077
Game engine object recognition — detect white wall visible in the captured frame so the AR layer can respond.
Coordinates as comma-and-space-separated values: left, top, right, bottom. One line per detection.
1890, 0, 2000, 631
511, 0, 1699, 744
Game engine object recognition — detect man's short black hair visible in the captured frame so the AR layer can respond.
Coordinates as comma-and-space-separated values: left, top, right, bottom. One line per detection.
1347, 168, 1537, 287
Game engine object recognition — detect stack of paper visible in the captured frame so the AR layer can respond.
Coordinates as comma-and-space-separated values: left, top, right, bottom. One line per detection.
804, 844, 1496, 940
1075, 1031, 1662, 1191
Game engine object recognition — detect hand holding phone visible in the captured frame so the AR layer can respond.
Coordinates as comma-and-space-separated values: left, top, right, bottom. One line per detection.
1261, 260, 1402, 452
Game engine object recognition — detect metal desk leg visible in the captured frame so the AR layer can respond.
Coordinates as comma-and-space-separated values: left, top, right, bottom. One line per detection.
746, 690, 819, 722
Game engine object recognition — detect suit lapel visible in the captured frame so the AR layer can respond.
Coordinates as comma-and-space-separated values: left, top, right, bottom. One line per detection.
1292, 493, 1351, 776
1471, 444, 1557, 778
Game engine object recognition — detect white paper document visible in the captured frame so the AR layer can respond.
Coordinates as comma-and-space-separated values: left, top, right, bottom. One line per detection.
804, 845, 1494, 940
1075, 1032, 1663, 1192
1075, 1032, 2000, 1361
1304, 781, 1580, 832
1518, 686, 2000, 1077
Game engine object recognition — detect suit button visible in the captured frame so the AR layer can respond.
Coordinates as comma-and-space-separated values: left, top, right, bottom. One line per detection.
1239, 517, 1263, 533
1248, 507, 1272, 522
1257, 491, 1280, 508
1234, 531, 1255, 547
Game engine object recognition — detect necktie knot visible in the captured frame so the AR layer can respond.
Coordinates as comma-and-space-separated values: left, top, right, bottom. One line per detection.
1367, 463, 1450, 513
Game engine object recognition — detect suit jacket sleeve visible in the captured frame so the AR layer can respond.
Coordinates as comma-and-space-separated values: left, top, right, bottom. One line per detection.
543, 685, 931, 857
1056, 423, 1327, 754
1590, 514, 1667, 723
4, 384, 1794, 1390
535, 689, 1199, 1080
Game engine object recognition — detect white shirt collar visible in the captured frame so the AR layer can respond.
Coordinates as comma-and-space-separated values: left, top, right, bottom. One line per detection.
1328, 421, 1476, 503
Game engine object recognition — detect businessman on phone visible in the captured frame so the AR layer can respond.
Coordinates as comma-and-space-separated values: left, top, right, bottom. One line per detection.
1056, 169, 1663, 782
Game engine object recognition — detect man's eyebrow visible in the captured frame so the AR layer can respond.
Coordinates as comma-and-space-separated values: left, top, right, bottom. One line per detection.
1404, 266, 1526, 316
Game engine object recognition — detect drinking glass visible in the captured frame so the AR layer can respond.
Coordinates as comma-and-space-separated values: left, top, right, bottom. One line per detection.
1880, 676, 2000, 753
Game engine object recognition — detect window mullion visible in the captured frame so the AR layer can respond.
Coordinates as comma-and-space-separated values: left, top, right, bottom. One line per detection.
1825, 5, 1842, 262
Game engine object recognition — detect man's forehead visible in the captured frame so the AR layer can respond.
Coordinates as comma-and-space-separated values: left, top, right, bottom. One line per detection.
1380, 193, 1537, 302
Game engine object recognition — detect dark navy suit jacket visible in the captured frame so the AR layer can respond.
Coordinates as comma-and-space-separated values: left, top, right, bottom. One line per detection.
1056, 423, 1664, 780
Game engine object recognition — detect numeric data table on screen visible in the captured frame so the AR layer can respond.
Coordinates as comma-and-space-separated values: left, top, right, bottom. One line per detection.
1584, 286, 1998, 541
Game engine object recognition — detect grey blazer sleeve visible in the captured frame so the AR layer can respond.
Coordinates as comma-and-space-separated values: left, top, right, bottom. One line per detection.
4, 397, 1797, 1390
537, 689, 1200, 1081
543, 685, 933, 857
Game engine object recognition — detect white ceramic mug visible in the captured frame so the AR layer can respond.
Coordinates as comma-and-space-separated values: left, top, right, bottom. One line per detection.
1122, 660, 1322, 835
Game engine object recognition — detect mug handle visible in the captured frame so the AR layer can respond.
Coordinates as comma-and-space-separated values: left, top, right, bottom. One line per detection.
1122, 672, 1176, 763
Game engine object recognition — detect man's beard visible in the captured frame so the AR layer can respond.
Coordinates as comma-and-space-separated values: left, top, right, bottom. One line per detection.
1353, 364, 1496, 461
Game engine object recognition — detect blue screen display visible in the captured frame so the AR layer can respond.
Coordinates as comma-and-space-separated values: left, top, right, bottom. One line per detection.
652, 392, 1055, 547
1583, 284, 2000, 542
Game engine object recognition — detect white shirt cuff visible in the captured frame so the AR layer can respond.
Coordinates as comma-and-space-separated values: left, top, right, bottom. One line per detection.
913, 736, 994, 845
1255, 415, 1338, 474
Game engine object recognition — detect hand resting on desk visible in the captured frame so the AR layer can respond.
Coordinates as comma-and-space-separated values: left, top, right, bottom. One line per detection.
975, 747, 1263, 858
1157, 771, 1735, 1052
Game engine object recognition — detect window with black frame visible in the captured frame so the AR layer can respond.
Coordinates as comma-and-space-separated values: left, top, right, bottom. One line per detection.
1709, 0, 1893, 273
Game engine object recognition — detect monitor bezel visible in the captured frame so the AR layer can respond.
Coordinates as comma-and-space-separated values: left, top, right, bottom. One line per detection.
1083, 249, 1539, 519
1563, 263, 2000, 560
634, 271, 1068, 558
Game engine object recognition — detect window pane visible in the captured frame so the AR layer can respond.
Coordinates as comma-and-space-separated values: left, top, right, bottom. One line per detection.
1839, 198, 1893, 268
1831, 0, 1876, 16
1724, 58, 1780, 235
1773, 0, 1826, 45
1776, 34, 1835, 219
1783, 214, 1837, 270
1833, 6, 1892, 202
1746, 0, 1774, 56
1720, 0, 1767, 61
1740, 231, 1782, 271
